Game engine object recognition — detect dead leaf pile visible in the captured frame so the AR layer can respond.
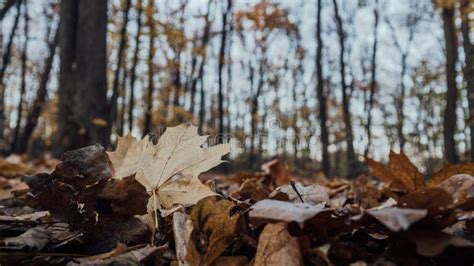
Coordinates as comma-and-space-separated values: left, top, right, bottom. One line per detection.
1, 127, 474, 264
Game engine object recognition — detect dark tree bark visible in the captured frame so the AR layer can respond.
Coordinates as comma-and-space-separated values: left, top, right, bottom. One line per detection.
128, 0, 143, 132
461, 0, 474, 161
217, 0, 232, 142
198, 69, 206, 133
0, 0, 17, 20
441, 6, 459, 163
386, 10, 418, 152
55, 0, 109, 154
117, 60, 128, 136
333, 0, 355, 171
365, 0, 379, 157
0, 0, 21, 148
189, 2, 212, 116
16, 27, 59, 153
172, 52, 182, 107
316, 0, 330, 177
142, 0, 156, 137
109, 0, 132, 129
10, 0, 29, 153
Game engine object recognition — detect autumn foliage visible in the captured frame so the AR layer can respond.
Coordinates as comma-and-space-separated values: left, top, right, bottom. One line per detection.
0, 124, 473, 264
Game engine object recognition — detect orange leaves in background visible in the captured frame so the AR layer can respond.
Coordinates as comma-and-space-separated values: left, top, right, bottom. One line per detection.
366, 151, 424, 192
367, 150, 474, 192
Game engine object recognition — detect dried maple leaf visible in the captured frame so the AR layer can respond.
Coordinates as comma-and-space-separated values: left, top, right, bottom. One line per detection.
428, 162, 474, 186
366, 151, 424, 192
108, 124, 231, 215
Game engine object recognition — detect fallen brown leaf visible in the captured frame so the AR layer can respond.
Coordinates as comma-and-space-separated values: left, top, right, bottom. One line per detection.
249, 199, 326, 228
254, 223, 303, 266
186, 197, 239, 265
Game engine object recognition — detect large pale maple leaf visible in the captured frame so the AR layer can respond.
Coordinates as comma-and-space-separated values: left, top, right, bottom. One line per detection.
107, 124, 231, 210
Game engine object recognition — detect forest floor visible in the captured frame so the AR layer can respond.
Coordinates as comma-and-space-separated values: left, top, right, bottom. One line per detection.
1, 141, 474, 265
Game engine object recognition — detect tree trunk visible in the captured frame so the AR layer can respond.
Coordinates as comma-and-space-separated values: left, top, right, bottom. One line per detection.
365, 0, 378, 157
333, 0, 355, 172
118, 61, 128, 136
217, 0, 232, 142
316, 0, 330, 177
172, 52, 182, 107
0, 0, 17, 20
441, 6, 459, 163
55, 0, 109, 154
198, 71, 206, 133
461, 0, 474, 161
396, 54, 407, 151
142, 0, 156, 137
109, 0, 132, 129
0, 0, 21, 150
16, 27, 59, 153
10, 0, 29, 153
128, 0, 143, 132
189, 2, 211, 116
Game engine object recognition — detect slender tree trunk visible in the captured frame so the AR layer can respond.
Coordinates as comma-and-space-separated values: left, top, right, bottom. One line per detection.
189, 2, 211, 116
365, 0, 379, 157
396, 54, 407, 150
461, 0, 474, 161
249, 57, 265, 168
217, 0, 232, 142
172, 52, 182, 107
16, 22, 59, 153
0, 0, 21, 149
442, 6, 459, 163
198, 71, 206, 133
118, 62, 128, 136
10, 0, 29, 153
142, 0, 156, 137
55, 0, 109, 154
0, 0, 17, 20
316, 0, 330, 177
109, 0, 132, 128
128, 0, 143, 132
333, 0, 355, 171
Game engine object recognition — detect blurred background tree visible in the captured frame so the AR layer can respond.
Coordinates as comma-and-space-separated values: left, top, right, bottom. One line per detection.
0, 0, 473, 178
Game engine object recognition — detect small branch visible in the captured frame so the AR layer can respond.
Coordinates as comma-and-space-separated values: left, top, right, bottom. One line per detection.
290, 181, 304, 203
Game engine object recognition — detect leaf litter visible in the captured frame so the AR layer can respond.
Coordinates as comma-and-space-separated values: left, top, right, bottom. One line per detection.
1, 125, 474, 264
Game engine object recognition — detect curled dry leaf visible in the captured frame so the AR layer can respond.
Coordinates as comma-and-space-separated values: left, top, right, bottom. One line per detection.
366, 207, 427, 232
173, 211, 193, 265
254, 223, 303, 266
437, 174, 474, 203
428, 162, 474, 186
270, 182, 330, 205
0, 210, 50, 222
398, 188, 453, 214
0, 227, 52, 250
261, 159, 291, 187
108, 124, 231, 210
406, 231, 474, 257
232, 178, 272, 201
69, 244, 166, 265
186, 197, 239, 265
0, 155, 33, 177
366, 151, 424, 192
249, 199, 325, 228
